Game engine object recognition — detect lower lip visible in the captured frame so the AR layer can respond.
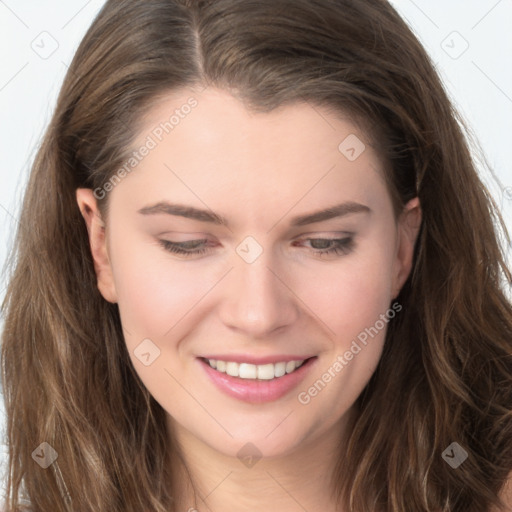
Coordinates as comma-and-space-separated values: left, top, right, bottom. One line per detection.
198, 357, 317, 403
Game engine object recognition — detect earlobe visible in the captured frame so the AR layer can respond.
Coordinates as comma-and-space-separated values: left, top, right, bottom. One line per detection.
392, 197, 422, 299
76, 188, 118, 303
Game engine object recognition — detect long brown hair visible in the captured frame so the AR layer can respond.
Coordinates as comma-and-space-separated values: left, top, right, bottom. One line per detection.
2, 0, 512, 510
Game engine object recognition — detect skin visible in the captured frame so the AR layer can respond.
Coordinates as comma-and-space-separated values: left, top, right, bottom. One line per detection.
77, 86, 421, 512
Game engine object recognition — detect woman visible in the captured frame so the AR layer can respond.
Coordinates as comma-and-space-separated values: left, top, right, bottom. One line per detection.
2, 0, 512, 510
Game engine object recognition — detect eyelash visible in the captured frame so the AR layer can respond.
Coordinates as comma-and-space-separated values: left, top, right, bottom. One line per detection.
158, 237, 354, 258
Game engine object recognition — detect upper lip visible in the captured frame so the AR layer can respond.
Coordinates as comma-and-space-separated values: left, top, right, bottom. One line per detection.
199, 354, 316, 365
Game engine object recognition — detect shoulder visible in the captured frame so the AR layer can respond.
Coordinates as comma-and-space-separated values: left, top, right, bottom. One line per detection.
492, 470, 512, 511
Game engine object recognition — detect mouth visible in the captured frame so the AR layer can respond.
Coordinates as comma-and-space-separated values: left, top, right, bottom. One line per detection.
198, 356, 317, 403
202, 357, 308, 380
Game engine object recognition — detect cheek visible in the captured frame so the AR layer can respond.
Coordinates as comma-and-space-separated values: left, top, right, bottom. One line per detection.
294, 242, 396, 345
108, 238, 221, 408
107, 230, 216, 348
293, 272, 395, 432
292, 237, 397, 425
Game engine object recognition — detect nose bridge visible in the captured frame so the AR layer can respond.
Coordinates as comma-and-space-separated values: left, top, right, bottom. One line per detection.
219, 247, 298, 337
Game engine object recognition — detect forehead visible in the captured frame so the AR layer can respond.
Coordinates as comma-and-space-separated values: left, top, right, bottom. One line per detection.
135, 87, 373, 166
112, 87, 389, 225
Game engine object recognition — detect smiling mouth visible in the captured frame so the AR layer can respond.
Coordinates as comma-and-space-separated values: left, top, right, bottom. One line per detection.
200, 357, 313, 380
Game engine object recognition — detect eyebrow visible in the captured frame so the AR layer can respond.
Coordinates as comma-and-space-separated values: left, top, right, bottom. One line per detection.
137, 201, 371, 227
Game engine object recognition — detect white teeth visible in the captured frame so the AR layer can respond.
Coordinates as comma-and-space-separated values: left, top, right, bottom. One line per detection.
239, 363, 257, 379
206, 358, 306, 379
225, 362, 239, 377
274, 362, 286, 378
257, 364, 275, 380
285, 361, 296, 374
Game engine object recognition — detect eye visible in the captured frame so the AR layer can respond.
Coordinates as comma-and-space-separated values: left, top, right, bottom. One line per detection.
296, 236, 354, 257
158, 236, 355, 259
159, 239, 210, 257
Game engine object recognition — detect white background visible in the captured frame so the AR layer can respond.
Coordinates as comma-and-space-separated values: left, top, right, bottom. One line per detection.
0, 0, 511, 494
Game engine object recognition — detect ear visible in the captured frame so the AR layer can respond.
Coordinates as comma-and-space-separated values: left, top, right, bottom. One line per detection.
391, 197, 422, 299
76, 188, 118, 303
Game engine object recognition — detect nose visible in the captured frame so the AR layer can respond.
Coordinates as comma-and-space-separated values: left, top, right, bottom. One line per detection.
218, 251, 299, 339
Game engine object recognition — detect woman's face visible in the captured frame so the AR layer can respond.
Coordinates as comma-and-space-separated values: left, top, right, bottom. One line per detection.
78, 87, 420, 459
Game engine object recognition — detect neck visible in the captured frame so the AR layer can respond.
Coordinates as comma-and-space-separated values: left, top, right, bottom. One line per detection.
168, 406, 358, 512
